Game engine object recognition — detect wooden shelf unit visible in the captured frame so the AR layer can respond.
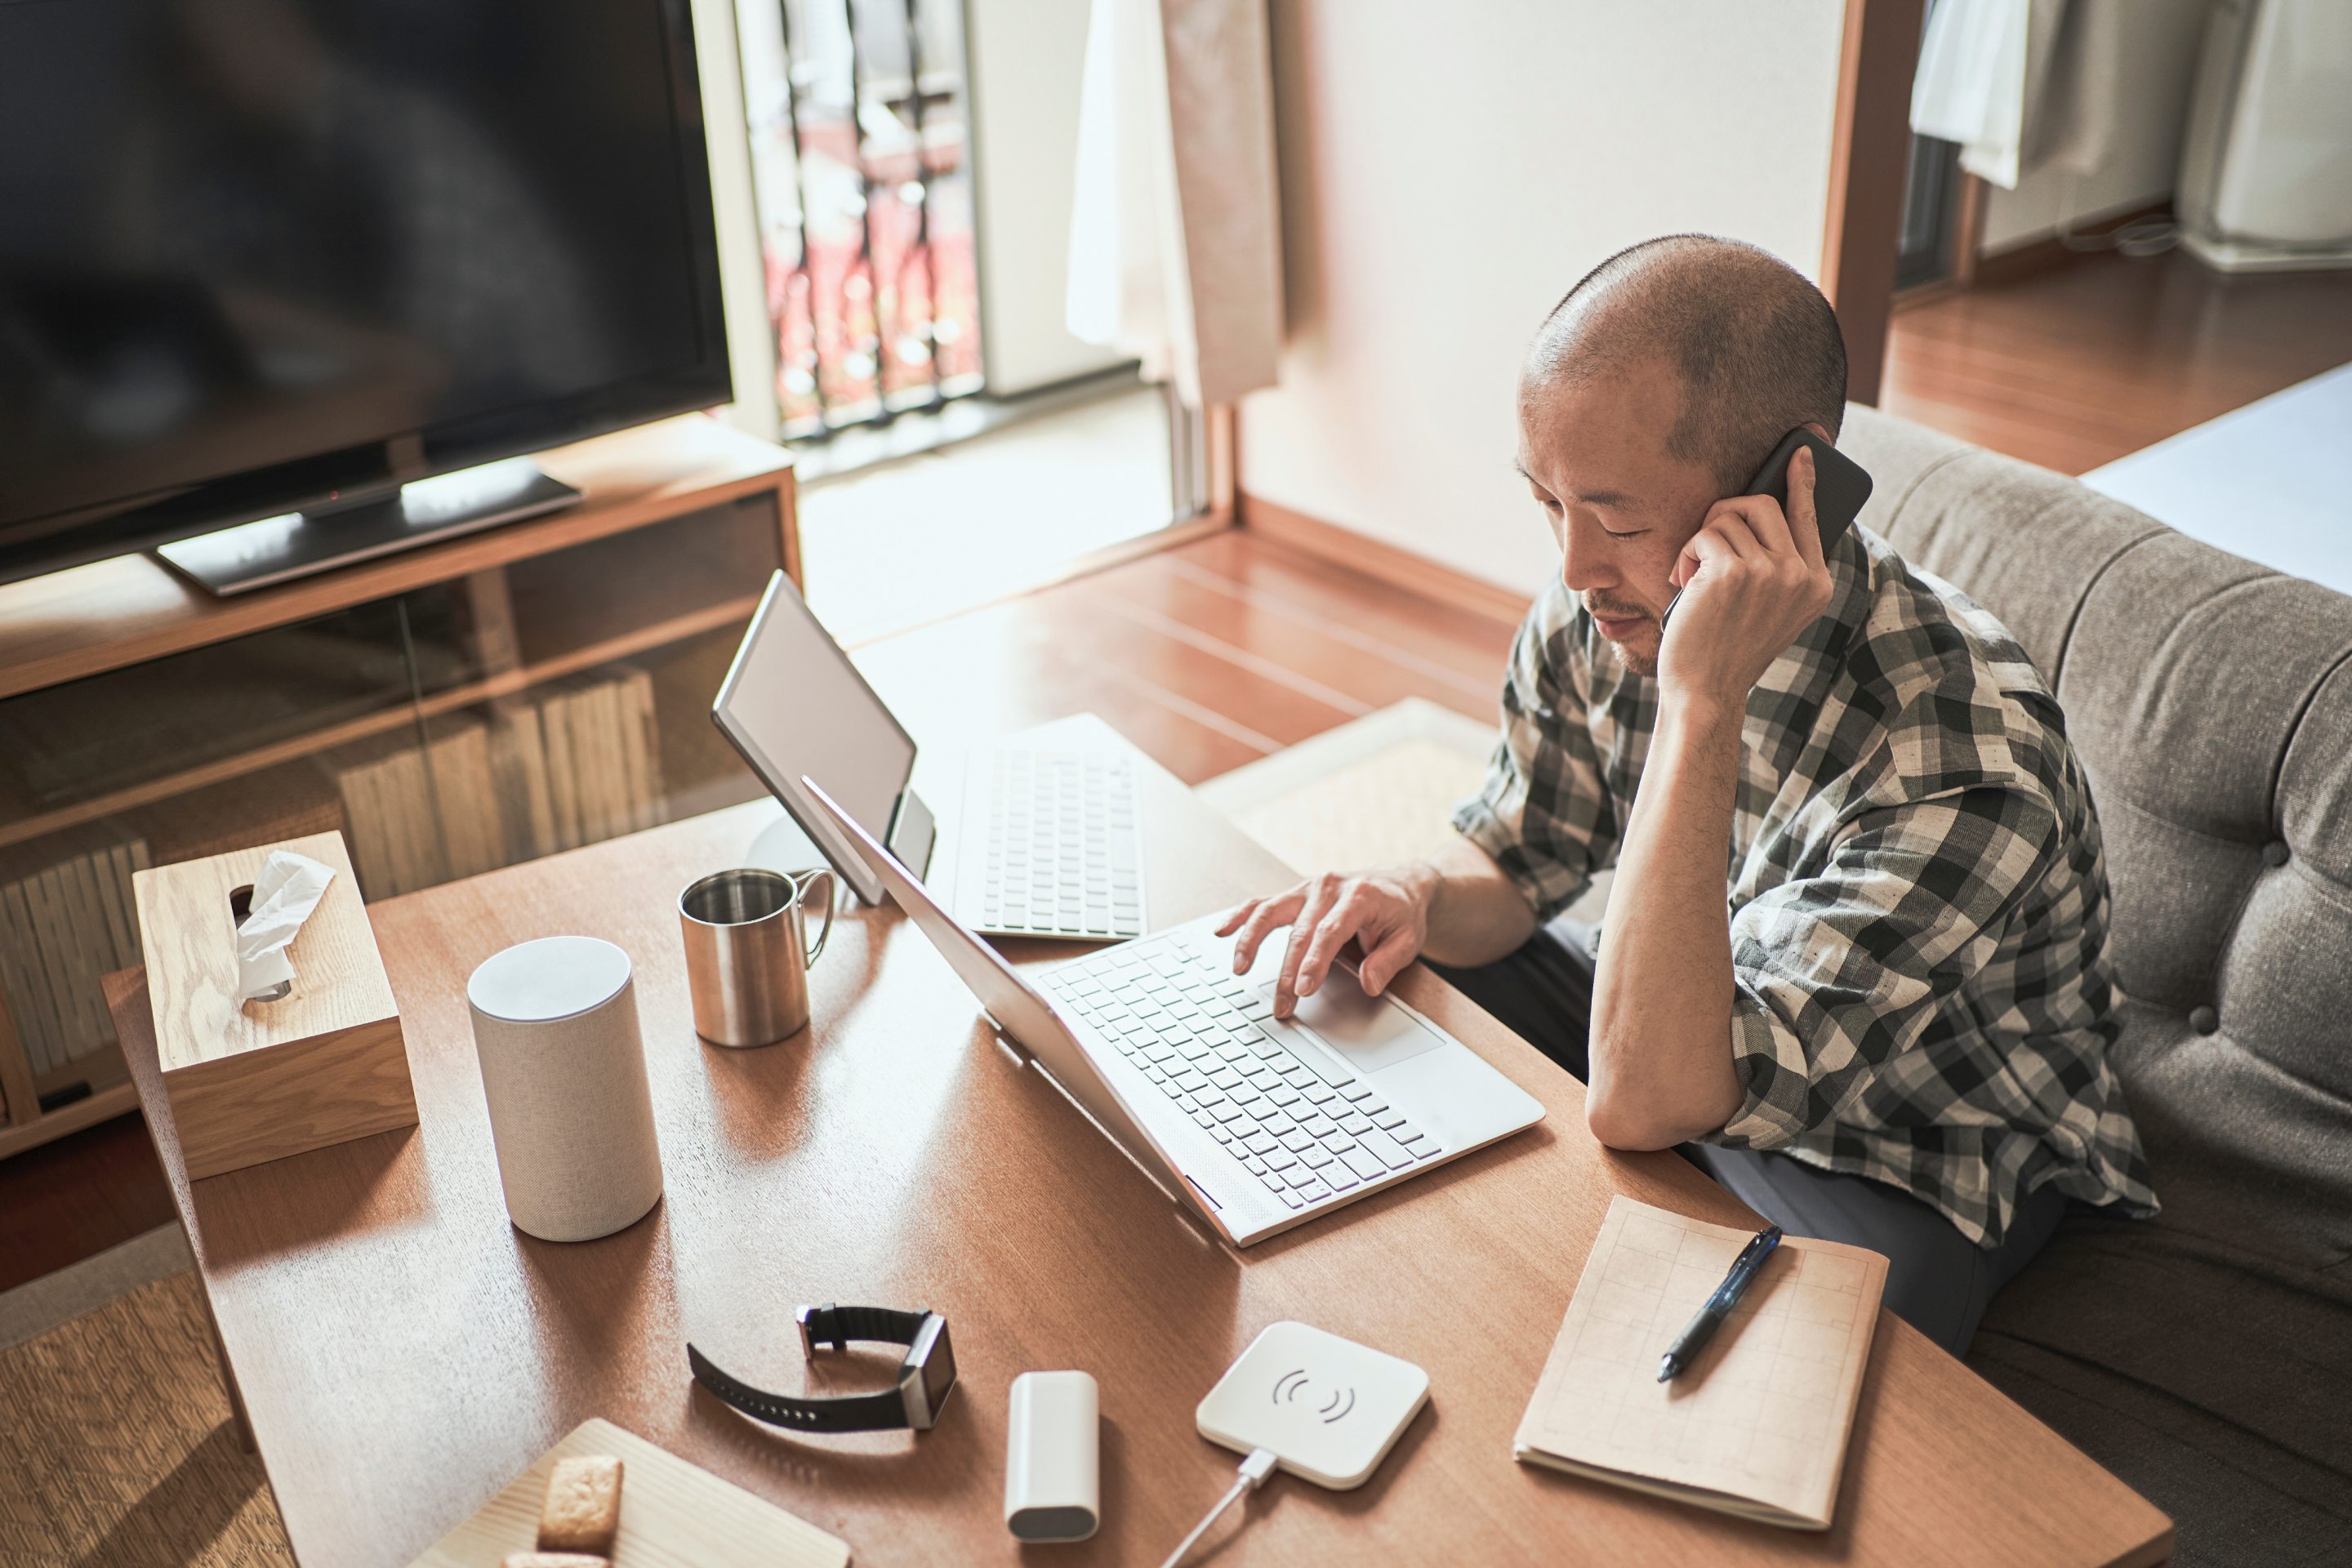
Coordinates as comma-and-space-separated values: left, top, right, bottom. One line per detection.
0, 414, 797, 1152
0, 1082, 140, 1162
0, 413, 798, 702
0, 594, 764, 853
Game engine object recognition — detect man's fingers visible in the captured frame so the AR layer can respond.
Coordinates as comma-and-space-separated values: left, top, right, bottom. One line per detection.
1228, 888, 1306, 973
1293, 884, 1376, 999
1273, 876, 1344, 1013
1357, 925, 1419, 996
1214, 900, 1254, 938
1785, 446, 1825, 568
1227, 901, 1271, 970
1707, 493, 1790, 557
1673, 516, 1746, 589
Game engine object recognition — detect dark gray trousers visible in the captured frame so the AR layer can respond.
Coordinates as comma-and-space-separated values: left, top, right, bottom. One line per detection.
1427, 924, 2066, 1356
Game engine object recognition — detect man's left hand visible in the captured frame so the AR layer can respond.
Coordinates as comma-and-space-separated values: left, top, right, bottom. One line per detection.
1659, 446, 1834, 710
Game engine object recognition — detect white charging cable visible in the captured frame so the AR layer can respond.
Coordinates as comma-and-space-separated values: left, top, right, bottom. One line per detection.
1157, 1446, 1278, 1568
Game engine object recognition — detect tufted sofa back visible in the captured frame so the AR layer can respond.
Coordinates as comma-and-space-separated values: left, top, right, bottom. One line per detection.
1838, 406, 2352, 1271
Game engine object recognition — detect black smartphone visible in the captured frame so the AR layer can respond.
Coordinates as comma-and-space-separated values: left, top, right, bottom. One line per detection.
1656, 430, 1873, 630
1741, 428, 1873, 550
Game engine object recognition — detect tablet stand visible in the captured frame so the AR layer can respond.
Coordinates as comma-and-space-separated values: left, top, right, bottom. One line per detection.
745, 787, 934, 902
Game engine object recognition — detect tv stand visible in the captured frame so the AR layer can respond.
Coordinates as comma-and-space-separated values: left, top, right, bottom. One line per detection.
0, 412, 796, 1158
156, 457, 586, 597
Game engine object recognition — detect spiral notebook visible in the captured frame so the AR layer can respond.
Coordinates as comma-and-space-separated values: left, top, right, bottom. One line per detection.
1513, 1195, 1888, 1530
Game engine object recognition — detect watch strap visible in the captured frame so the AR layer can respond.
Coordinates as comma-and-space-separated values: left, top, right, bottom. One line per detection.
799, 1303, 931, 1356
688, 1343, 913, 1433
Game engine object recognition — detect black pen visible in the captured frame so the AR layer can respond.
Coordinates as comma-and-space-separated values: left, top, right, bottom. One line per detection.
1657, 1224, 1783, 1382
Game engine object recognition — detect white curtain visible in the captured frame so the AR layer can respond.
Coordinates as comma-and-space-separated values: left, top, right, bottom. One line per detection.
2030, 0, 2140, 179
1067, 0, 1282, 408
1912, 0, 2140, 189
1910, 0, 2067, 189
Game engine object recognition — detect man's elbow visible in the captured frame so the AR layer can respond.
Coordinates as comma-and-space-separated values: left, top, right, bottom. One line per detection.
1584, 1072, 1740, 1151
1584, 1090, 1694, 1152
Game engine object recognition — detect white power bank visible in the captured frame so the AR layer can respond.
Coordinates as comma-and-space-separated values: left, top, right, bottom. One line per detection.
1005, 1370, 1100, 1542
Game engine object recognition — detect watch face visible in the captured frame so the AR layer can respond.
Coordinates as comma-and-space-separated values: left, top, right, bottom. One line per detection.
914, 1315, 957, 1414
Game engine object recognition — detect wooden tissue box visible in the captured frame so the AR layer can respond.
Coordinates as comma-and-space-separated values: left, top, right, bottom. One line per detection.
133, 831, 414, 1179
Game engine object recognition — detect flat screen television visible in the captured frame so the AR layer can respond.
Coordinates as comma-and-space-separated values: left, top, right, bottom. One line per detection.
0, 0, 732, 591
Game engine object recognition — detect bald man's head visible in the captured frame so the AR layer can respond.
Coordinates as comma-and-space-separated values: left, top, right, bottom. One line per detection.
1524, 236, 1847, 495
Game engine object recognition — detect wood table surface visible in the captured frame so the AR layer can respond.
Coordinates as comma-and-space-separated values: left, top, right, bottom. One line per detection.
114, 716, 2173, 1568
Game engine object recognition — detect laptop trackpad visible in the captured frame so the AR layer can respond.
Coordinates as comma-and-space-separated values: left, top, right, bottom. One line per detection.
1289, 972, 1445, 1073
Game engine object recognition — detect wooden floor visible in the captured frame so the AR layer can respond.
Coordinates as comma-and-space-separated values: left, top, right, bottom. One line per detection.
853, 530, 1517, 786
0, 1110, 178, 1294
1883, 246, 2352, 475
14, 240, 2347, 1294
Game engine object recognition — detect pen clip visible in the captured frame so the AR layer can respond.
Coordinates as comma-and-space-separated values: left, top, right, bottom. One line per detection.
1708, 1226, 1783, 1308
1734, 1225, 1784, 1269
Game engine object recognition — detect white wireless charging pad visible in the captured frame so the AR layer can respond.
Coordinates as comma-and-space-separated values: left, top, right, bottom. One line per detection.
1196, 1321, 1430, 1490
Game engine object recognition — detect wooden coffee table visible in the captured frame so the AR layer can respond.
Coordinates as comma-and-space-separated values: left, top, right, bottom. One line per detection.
114, 716, 2172, 1566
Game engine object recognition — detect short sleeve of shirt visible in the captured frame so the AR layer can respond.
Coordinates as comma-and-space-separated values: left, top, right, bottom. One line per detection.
1450, 590, 1624, 921
1713, 784, 2059, 1155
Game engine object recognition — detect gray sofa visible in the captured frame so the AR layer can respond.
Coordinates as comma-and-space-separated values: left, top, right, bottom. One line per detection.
1838, 406, 2352, 1566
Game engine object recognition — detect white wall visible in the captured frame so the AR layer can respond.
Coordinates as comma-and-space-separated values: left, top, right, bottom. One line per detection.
967, 0, 1132, 395
1980, 0, 2209, 254
688, 0, 780, 440
1239, 1, 1849, 597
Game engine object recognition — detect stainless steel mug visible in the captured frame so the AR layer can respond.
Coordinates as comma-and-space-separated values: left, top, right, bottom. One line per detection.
679, 867, 835, 1047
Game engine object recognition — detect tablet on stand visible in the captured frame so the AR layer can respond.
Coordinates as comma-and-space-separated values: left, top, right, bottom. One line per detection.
711, 572, 935, 905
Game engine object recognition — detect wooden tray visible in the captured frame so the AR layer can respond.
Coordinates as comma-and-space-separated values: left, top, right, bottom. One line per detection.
407, 1419, 849, 1568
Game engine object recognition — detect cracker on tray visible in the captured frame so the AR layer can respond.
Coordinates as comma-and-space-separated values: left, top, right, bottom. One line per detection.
535, 1454, 624, 1557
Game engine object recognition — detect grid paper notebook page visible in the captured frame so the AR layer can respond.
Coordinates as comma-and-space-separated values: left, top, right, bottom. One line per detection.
1512, 1195, 1889, 1530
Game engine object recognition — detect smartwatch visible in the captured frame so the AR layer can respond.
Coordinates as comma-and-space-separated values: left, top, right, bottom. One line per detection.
688, 1304, 958, 1433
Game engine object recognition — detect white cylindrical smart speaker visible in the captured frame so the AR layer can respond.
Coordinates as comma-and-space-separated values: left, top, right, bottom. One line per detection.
466, 935, 664, 1243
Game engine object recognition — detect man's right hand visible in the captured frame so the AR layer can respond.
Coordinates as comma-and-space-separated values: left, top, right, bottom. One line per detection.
1216, 864, 1440, 1018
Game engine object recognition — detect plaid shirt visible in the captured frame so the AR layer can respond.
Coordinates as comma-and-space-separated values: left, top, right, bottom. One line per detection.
1454, 527, 2158, 1248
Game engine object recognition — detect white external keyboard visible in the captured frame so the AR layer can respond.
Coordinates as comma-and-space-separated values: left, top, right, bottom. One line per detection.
970, 749, 1143, 938
1040, 932, 1441, 1212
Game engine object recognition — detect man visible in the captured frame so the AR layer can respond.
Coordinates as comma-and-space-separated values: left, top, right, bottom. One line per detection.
1221, 235, 2155, 1354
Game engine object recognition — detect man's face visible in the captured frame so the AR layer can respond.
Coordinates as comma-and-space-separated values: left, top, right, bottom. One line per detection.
1515, 359, 1722, 677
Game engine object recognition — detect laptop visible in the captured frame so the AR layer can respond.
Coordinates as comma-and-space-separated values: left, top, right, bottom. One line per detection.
801, 777, 1546, 1246
710, 571, 1146, 937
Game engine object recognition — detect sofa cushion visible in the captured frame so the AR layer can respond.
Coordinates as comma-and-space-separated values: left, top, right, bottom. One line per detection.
1851, 420, 2168, 688
1839, 405, 2352, 1564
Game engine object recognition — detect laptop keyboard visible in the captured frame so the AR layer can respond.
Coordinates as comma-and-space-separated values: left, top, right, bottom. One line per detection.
1040, 933, 1441, 1212
978, 750, 1143, 938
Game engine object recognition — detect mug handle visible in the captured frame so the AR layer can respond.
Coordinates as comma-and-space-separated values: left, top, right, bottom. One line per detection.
793, 868, 836, 966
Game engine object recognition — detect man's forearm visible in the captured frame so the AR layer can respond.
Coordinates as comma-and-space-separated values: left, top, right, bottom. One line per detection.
1418, 835, 1539, 969
1585, 698, 1745, 1148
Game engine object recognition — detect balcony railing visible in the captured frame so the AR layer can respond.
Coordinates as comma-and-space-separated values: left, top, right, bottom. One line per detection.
736, 0, 985, 442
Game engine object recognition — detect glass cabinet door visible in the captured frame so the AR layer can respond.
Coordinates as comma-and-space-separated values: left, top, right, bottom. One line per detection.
0, 491, 786, 1113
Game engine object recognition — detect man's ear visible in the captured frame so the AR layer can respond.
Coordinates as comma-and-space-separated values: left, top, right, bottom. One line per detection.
1802, 420, 1834, 443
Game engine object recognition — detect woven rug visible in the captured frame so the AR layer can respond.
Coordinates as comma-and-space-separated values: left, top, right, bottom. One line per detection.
1197, 697, 1611, 924
0, 1267, 294, 1566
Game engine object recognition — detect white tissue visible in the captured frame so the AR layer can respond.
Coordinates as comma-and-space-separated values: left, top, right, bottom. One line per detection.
235, 850, 336, 1002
